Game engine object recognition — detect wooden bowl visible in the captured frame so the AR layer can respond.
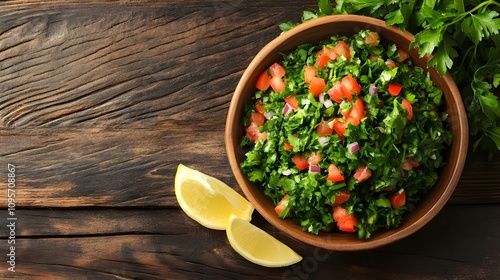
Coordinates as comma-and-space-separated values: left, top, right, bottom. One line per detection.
225, 15, 468, 251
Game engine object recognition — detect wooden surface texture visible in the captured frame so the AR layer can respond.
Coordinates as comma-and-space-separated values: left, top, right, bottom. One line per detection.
0, 1, 499, 279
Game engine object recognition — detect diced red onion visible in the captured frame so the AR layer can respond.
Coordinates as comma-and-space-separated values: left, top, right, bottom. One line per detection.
264, 110, 275, 120
282, 103, 292, 116
347, 142, 360, 153
309, 164, 321, 174
369, 83, 378, 95
319, 93, 325, 104
282, 169, 292, 176
323, 100, 334, 108
318, 136, 329, 146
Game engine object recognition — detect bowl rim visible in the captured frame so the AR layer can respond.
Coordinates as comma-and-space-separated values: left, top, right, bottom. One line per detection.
225, 15, 469, 251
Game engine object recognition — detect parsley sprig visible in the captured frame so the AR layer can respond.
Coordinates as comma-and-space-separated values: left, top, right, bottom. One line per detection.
280, 0, 500, 158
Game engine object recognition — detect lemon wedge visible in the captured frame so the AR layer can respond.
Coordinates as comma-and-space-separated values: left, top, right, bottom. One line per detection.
226, 214, 302, 267
175, 164, 254, 230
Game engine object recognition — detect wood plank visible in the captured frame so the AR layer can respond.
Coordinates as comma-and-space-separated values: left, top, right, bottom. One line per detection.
0, 205, 499, 279
0, 0, 498, 209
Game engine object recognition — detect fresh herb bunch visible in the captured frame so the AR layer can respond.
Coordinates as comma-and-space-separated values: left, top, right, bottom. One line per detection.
280, 0, 500, 158
240, 30, 451, 238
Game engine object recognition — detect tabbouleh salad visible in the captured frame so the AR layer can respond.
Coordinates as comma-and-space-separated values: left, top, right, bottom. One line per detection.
239, 30, 452, 239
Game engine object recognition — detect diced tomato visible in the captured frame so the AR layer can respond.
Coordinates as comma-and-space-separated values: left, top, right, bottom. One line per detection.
342, 75, 361, 96
332, 118, 348, 138
337, 215, 358, 232
256, 71, 270, 91
307, 152, 322, 165
353, 166, 372, 182
269, 62, 286, 78
322, 45, 338, 60
284, 94, 299, 111
402, 158, 419, 171
382, 186, 393, 192
316, 120, 333, 136
396, 48, 409, 63
390, 191, 406, 209
364, 31, 379, 46
304, 65, 318, 84
249, 112, 265, 126
245, 122, 267, 142
388, 83, 403, 96
269, 76, 285, 93
255, 99, 265, 114
369, 54, 379, 61
283, 141, 293, 151
334, 191, 350, 205
333, 41, 351, 60
349, 98, 365, 121
385, 59, 397, 68
408, 158, 420, 168
401, 99, 413, 120
275, 194, 290, 215
332, 205, 357, 232
327, 81, 348, 103
332, 205, 348, 222
327, 164, 344, 182
309, 77, 326, 98
292, 154, 309, 171
315, 54, 330, 69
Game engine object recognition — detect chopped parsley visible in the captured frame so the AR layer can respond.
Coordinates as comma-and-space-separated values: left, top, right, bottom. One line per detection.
240, 30, 452, 239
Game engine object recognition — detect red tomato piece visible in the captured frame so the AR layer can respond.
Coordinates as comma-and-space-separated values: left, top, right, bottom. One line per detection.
364, 31, 379, 46
255, 71, 270, 91
349, 98, 365, 122
353, 166, 372, 182
332, 205, 348, 222
333, 41, 351, 60
309, 77, 326, 98
307, 152, 322, 165
396, 48, 409, 63
245, 122, 267, 142
284, 94, 299, 111
255, 100, 265, 114
390, 191, 406, 209
315, 54, 330, 69
337, 215, 358, 232
292, 154, 309, 171
275, 194, 290, 215
401, 99, 413, 120
327, 164, 345, 182
304, 65, 318, 84
322, 45, 338, 60
332, 205, 357, 232
316, 120, 334, 136
327, 81, 348, 103
388, 83, 403, 96
341, 75, 361, 96
283, 141, 293, 151
402, 158, 420, 171
249, 112, 265, 126
385, 59, 397, 68
334, 191, 350, 205
269, 62, 286, 78
332, 118, 348, 138
269, 76, 285, 93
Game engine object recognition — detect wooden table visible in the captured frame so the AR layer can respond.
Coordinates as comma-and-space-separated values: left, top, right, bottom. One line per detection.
1, 1, 499, 279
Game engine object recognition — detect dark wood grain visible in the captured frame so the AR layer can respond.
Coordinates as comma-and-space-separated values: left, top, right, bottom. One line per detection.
0, 1, 499, 279
1, 205, 499, 279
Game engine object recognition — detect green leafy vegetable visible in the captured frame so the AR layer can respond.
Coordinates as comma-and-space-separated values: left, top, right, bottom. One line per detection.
281, 0, 500, 158
240, 30, 451, 238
